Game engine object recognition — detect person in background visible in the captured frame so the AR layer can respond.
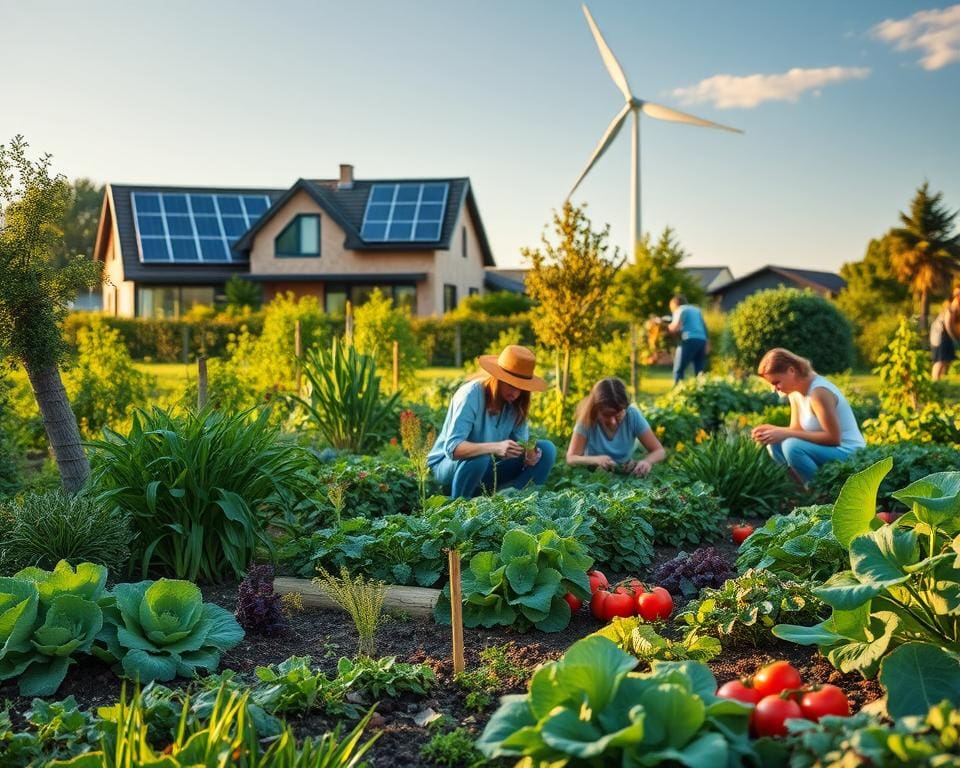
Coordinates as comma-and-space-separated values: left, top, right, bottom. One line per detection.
751, 348, 865, 487
930, 288, 960, 381
667, 294, 709, 384
566, 377, 666, 477
427, 345, 556, 498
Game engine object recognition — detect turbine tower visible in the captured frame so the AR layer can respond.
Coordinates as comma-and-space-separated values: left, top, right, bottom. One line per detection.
569, 4, 743, 254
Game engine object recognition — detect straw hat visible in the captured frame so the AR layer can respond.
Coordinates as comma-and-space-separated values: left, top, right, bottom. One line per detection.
477, 345, 548, 392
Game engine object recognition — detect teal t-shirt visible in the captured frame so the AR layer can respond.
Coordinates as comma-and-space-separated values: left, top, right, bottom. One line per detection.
427, 379, 529, 466
573, 405, 652, 464
672, 304, 707, 341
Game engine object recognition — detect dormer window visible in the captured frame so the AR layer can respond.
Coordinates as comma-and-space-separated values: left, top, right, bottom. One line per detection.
276, 214, 320, 257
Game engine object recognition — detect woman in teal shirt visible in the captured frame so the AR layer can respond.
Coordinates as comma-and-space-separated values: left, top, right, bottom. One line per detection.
566, 378, 666, 476
427, 345, 556, 498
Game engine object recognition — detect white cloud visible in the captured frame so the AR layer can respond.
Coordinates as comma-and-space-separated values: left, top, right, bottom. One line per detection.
671, 67, 870, 109
871, 4, 960, 70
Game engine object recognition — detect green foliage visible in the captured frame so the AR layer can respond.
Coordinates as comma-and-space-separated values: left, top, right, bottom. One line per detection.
0, 375, 24, 496
735, 505, 846, 582
590, 617, 721, 664
333, 655, 435, 699
0, 695, 99, 766
353, 287, 425, 391
88, 406, 315, 582
312, 567, 386, 657
875, 317, 933, 411
728, 287, 855, 373
454, 644, 529, 713
0, 491, 131, 575
679, 568, 826, 648
296, 338, 400, 453
673, 432, 797, 517
863, 402, 960, 445
224, 275, 262, 311
62, 315, 153, 437
615, 226, 705, 320
476, 636, 755, 767
419, 725, 482, 767
51, 178, 103, 267
656, 374, 780, 433
641, 401, 702, 445
723, 403, 791, 433
435, 528, 592, 633
454, 289, 533, 317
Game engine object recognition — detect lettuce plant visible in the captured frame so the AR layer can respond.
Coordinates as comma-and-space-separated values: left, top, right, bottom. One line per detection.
94, 578, 243, 683
477, 635, 755, 766
590, 617, 721, 664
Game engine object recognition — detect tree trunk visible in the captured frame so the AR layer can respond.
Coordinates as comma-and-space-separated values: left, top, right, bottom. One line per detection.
561, 348, 571, 398
24, 363, 89, 493
920, 289, 931, 333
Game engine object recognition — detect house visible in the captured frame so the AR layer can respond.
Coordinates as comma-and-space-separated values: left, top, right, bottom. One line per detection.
707, 265, 847, 312
479, 265, 734, 297
685, 266, 733, 293
93, 165, 495, 318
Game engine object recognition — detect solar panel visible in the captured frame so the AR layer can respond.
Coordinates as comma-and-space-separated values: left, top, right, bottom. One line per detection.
131, 192, 273, 264
360, 183, 448, 243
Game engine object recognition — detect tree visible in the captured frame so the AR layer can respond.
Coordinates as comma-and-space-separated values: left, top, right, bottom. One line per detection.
522, 202, 624, 396
0, 136, 101, 492
615, 226, 705, 320
836, 235, 911, 326
888, 182, 960, 330
224, 275, 262, 312
52, 178, 103, 267
353, 287, 424, 392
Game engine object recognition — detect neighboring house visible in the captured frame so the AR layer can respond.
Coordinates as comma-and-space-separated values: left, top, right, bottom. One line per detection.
685, 266, 733, 293
479, 265, 734, 297
93, 165, 494, 318
707, 265, 846, 312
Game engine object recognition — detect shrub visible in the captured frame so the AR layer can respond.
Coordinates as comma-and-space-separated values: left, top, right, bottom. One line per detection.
655, 374, 780, 433
728, 287, 854, 373
353, 288, 425, 392
862, 403, 960, 446
642, 401, 701, 446
224, 275, 261, 311
875, 317, 933, 412
454, 290, 533, 317
235, 564, 287, 636
652, 547, 734, 597
0, 491, 131, 575
856, 313, 903, 366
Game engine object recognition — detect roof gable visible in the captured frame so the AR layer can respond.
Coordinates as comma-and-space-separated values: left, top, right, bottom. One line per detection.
708, 265, 846, 295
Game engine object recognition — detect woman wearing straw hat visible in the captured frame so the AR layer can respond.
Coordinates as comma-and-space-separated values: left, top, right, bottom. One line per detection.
427, 345, 556, 498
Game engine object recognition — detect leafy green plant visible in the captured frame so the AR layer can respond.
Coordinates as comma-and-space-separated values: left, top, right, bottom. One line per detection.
0, 491, 131, 575
679, 568, 825, 648
735, 504, 847, 582
313, 566, 387, 656
590, 617, 721, 663
419, 725, 482, 767
353, 287, 425, 391
875, 317, 934, 412
454, 644, 529, 713
656, 374, 780, 433
296, 338, 400, 453
862, 402, 960, 446
0, 696, 98, 766
88, 406, 314, 582
476, 635, 755, 766
334, 655, 435, 699
94, 577, 244, 684
253, 655, 340, 714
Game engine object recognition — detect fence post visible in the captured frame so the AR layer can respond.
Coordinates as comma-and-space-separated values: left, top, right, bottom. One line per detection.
344, 301, 354, 345
392, 340, 400, 393
294, 319, 302, 393
454, 323, 463, 368
197, 356, 208, 409
448, 549, 465, 674
630, 323, 639, 399
181, 324, 190, 364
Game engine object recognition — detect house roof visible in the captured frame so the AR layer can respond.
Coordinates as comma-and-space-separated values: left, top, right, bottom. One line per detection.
247, 272, 428, 283
708, 265, 846, 295
686, 266, 732, 291
484, 271, 526, 293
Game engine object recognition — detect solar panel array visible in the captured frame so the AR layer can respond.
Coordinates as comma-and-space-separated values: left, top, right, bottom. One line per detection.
360, 183, 448, 243
131, 192, 272, 263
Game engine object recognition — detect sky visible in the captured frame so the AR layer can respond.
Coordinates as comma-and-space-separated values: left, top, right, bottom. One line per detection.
2, 0, 959, 277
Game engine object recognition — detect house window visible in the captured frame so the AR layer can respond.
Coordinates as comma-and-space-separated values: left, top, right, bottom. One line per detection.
136, 285, 215, 319
324, 283, 418, 315
469, 287, 480, 297
443, 284, 458, 313
461, 226, 467, 259
275, 214, 320, 257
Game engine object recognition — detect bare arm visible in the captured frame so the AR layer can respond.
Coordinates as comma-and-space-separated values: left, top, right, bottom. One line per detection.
453, 440, 522, 460
631, 429, 667, 476
566, 430, 616, 470
754, 389, 842, 447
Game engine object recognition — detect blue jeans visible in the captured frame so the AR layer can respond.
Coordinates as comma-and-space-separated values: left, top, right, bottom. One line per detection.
768, 438, 852, 484
673, 338, 707, 383
430, 440, 557, 499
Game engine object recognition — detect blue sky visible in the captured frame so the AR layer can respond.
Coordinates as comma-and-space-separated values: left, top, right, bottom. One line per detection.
2, 1, 959, 276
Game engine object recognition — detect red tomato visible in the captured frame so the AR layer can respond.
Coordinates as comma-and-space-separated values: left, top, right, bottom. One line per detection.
636, 586, 673, 621
753, 661, 803, 697
800, 685, 850, 721
716, 680, 763, 705
614, 579, 643, 597
590, 589, 609, 620
732, 524, 755, 545
588, 570, 609, 594
876, 511, 895, 524
752, 695, 804, 737
602, 591, 637, 621
564, 592, 583, 613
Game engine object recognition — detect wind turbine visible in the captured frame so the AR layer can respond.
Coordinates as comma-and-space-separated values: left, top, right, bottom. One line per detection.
569, 4, 743, 254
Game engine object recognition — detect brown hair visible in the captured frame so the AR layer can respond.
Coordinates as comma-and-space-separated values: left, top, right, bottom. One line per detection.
575, 377, 630, 428
483, 376, 530, 426
757, 348, 814, 378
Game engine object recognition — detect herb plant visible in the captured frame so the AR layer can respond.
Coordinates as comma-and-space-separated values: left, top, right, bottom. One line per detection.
312, 566, 386, 656
235, 563, 287, 636
419, 726, 482, 767
652, 547, 734, 597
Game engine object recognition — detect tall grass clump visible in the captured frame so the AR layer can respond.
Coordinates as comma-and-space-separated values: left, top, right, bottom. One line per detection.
313, 566, 387, 657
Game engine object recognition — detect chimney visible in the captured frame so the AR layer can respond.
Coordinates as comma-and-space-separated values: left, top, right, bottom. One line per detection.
338, 164, 354, 190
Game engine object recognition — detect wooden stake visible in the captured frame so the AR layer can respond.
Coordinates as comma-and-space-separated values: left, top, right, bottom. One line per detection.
392, 340, 400, 393
197, 356, 208, 409
344, 301, 354, 345
630, 323, 639, 400
294, 319, 302, 393
448, 549, 465, 673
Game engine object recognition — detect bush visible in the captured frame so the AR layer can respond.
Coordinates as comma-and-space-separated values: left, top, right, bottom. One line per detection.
224, 275, 261, 311
0, 492, 131, 575
728, 287, 854, 374
453, 290, 533, 317
856, 313, 903, 366
655, 374, 780, 433
353, 288, 424, 392
642, 401, 701, 446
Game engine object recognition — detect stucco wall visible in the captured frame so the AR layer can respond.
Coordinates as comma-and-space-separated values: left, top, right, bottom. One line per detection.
431, 206, 489, 312
100, 236, 136, 317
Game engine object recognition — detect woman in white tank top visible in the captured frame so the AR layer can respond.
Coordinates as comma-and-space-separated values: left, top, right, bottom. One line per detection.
751, 348, 865, 487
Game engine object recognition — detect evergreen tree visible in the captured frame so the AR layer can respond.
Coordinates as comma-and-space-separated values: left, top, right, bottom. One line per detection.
615, 227, 705, 321
836, 235, 911, 327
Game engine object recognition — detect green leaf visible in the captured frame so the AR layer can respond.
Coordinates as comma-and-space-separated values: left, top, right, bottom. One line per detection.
772, 621, 843, 647
475, 695, 537, 758
505, 555, 538, 595
892, 473, 960, 528
826, 611, 899, 677
640, 682, 706, 749
500, 529, 537, 561
880, 642, 960, 718
534, 596, 572, 633
554, 636, 637, 713
849, 527, 918, 589
833, 457, 892, 548
814, 572, 883, 611
541, 706, 645, 758
17, 656, 74, 697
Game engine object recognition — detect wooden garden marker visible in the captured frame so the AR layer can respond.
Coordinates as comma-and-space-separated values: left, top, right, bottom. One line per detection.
392, 341, 400, 393
448, 548, 465, 673
197, 356, 208, 409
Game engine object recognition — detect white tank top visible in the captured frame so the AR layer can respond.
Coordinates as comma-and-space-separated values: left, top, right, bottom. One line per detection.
791, 375, 866, 450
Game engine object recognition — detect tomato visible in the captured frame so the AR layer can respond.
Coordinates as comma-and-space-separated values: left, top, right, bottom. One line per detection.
716, 679, 763, 705
732, 524, 755, 545
588, 570, 609, 594
564, 592, 583, 613
753, 661, 803, 697
636, 586, 673, 621
799, 685, 850, 721
590, 589, 609, 620
876, 511, 895, 524
615, 578, 643, 597
603, 591, 637, 620
752, 695, 804, 737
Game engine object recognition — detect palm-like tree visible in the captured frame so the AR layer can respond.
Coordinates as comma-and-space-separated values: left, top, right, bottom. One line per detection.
889, 182, 960, 330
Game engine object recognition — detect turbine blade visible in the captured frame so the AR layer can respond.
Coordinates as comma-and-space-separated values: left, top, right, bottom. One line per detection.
568, 103, 632, 200
641, 102, 743, 133
582, 4, 633, 102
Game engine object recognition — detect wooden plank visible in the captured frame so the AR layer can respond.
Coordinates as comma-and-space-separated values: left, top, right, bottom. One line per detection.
274, 577, 440, 618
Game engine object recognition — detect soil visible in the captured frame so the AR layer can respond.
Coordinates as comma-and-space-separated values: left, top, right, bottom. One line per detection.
1, 531, 882, 767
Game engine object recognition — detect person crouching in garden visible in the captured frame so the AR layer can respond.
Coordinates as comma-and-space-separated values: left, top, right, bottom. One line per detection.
565, 377, 666, 477
427, 345, 556, 498
751, 348, 865, 487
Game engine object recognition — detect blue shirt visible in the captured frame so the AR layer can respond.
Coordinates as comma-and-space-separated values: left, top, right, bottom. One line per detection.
672, 304, 707, 341
427, 379, 529, 466
573, 405, 652, 464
